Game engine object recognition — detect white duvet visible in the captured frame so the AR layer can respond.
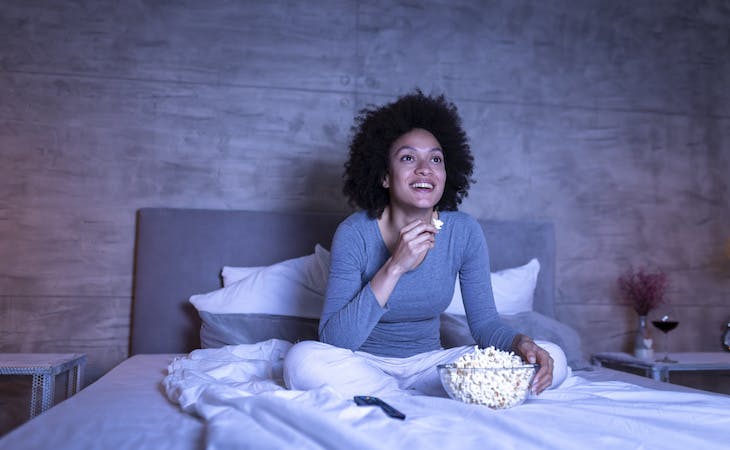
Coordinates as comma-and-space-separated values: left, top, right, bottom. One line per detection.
163, 340, 730, 450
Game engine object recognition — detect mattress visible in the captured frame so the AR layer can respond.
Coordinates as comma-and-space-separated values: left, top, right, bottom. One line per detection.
2, 347, 728, 450
160, 342, 730, 450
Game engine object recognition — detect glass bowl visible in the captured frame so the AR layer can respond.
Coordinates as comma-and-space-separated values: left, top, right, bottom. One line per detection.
437, 363, 538, 409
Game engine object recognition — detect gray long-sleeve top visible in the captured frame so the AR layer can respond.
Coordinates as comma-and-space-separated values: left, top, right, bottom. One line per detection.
319, 210, 518, 357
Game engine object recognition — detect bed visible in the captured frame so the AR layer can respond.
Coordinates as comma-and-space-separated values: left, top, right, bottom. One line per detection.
1, 208, 728, 450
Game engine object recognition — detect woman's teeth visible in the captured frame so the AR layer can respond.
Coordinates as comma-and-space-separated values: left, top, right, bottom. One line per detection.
411, 182, 433, 189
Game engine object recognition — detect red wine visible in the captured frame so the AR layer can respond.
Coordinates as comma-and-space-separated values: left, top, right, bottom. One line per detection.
652, 320, 678, 333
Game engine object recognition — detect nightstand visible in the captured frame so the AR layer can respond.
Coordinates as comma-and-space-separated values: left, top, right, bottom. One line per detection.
0, 353, 86, 418
591, 352, 730, 383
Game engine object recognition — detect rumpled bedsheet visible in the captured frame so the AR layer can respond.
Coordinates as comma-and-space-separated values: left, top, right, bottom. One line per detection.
163, 340, 730, 450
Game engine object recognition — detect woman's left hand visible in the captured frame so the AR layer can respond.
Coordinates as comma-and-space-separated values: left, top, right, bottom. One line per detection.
512, 334, 553, 395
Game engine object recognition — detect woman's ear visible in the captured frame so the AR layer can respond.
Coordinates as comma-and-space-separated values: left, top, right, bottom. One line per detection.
382, 175, 389, 189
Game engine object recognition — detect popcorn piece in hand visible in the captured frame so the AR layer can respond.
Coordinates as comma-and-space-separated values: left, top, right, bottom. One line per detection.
432, 217, 443, 230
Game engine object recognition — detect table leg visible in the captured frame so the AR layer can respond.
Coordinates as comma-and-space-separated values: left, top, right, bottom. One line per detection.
661, 369, 670, 383
78, 364, 84, 392
30, 374, 40, 419
29, 373, 53, 417
67, 363, 83, 396
67, 368, 73, 398
40, 373, 54, 414
651, 367, 670, 382
650, 367, 660, 381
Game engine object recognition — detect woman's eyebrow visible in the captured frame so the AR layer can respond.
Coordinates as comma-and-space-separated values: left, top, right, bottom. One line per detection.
394, 145, 444, 153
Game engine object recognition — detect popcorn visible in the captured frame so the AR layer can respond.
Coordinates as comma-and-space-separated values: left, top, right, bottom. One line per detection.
440, 346, 535, 409
432, 217, 443, 230
453, 345, 523, 369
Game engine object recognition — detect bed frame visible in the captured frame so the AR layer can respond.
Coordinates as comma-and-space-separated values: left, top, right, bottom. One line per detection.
5, 207, 725, 450
131, 207, 556, 354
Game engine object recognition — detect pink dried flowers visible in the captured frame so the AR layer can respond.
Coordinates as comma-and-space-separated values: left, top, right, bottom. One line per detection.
617, 267, 669, 316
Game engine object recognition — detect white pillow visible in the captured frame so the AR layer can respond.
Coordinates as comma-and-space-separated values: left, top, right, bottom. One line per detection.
190, 244, 331, 319
445, 258, 540, 316
221, 265, 263, 287
221, 244, 330, 288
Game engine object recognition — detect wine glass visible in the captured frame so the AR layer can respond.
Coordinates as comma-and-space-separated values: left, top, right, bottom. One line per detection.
652, 312, 679, 363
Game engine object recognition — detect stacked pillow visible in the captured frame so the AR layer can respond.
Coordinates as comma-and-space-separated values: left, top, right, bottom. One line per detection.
192, 243, 330, 319
447, 258, 540, 315
190, 245, 329, 348
192, 251, 539, 321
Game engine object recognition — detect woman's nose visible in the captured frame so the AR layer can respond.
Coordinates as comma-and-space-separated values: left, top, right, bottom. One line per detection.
415, 161, 432, 174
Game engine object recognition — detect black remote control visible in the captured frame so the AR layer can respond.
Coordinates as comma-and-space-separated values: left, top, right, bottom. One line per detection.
353, 395, 406, 420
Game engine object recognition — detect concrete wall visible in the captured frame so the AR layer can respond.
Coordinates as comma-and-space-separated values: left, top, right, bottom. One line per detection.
1, 0, 729, 427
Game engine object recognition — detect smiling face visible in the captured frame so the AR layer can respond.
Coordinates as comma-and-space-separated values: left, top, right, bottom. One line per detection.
383, 128, 446, 214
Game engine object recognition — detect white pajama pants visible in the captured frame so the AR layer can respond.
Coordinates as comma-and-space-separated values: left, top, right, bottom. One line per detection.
283, 340, 569, 398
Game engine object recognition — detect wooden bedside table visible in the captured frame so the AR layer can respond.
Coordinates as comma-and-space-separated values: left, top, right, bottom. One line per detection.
0, 353, 86, 418
592, 352, 730, 383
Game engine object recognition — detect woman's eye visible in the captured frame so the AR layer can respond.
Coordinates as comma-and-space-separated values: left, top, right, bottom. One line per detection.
432, 155, 443, 163
401, 155, 414, 162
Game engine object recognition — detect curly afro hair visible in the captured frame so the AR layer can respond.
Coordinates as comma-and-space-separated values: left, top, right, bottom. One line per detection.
343, 90, 474, 218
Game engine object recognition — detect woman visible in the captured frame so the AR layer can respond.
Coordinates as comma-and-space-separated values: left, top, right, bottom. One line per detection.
284, 90, 558, 398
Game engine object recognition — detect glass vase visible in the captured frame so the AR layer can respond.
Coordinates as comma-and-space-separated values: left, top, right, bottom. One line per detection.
634, 315, 654, 359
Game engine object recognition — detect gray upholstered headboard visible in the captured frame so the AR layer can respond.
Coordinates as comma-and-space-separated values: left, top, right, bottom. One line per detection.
131, 208, 555, 354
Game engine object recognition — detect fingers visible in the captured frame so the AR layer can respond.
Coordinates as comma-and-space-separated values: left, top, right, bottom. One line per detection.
395, 220, 437, 257
532, 351, 554, 394
513, 336, 554, 395
400, 219, 438, 239
522, 346, 537, 364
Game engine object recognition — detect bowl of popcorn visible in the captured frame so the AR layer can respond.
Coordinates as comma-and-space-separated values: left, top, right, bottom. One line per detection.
438, 346, 538, 409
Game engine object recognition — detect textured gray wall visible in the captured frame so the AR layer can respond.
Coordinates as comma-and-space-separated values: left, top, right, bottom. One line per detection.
1, 0, 729, 416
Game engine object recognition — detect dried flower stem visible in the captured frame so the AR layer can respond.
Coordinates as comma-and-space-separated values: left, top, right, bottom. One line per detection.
617, 267, 668, 316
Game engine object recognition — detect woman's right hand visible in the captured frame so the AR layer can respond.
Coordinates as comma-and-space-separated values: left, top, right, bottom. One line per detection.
369, 219, 438, 306
388, 219, 438, 275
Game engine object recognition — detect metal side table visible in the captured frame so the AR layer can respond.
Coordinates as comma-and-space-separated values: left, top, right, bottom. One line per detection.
0, 353, 86, 418
592, 352, 730, 383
